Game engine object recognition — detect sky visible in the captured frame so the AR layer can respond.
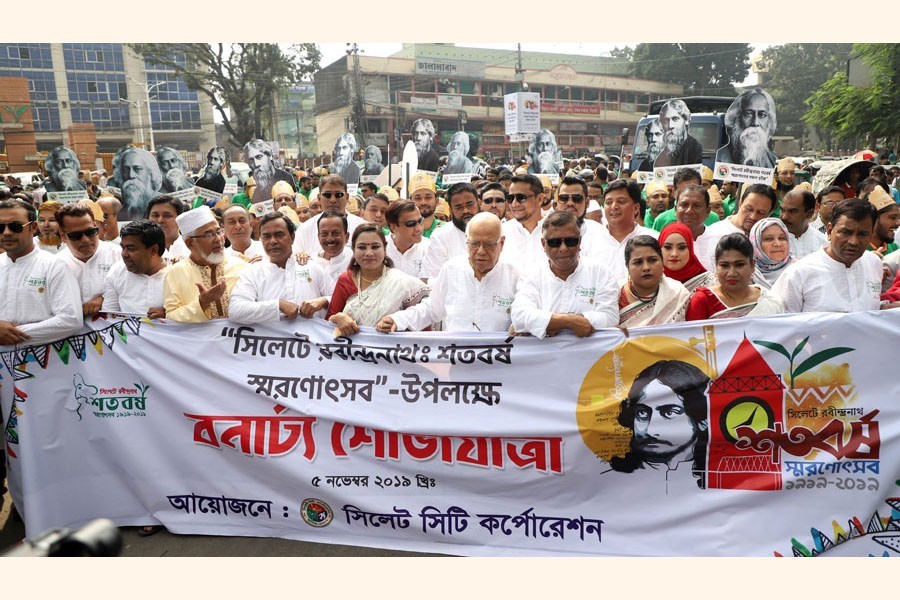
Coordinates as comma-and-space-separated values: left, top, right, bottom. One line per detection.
315, 43, 768, 86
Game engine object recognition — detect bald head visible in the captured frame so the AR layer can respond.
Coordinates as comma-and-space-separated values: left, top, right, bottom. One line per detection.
465, 212, 504, 279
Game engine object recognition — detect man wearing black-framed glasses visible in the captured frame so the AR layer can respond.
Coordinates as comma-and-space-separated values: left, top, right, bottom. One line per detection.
294, 174, 366, 257
56, 202, 123, 318
511, 211, 619, 338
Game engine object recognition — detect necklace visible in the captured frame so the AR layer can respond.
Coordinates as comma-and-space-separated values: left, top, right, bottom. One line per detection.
629, 280, 658, 303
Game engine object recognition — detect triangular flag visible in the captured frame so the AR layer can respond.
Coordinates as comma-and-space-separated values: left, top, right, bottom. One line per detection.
68, 334, 85, 361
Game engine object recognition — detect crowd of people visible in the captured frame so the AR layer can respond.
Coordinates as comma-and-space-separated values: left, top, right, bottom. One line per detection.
3, 145, 900, 534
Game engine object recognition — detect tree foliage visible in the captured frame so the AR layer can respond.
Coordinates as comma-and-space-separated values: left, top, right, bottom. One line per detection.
630, 44, 751, 96
804, 44, 900, 149
759, 44, 852, 141
128, 43, 321, 148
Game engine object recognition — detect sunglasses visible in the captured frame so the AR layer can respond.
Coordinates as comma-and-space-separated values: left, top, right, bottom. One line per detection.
557, 194, 585, 204
481, 197, 506, 205
402, 217, 424, 228
320, 191, 346, 199
0, 221, 34, 234
545, 237, 580, 248
508, 193, 533, 203
65, 227, 100, 241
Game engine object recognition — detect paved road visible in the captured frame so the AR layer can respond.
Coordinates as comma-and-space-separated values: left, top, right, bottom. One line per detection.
0, 490, 445, 557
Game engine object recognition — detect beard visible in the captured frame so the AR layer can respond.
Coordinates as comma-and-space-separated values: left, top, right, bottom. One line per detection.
54, 168, 81, 191
122, 178, 156, 207
647, 142, 662, 161
536, 151, 555, 172
451, 214, 469, 232
333, 154, 351, 170
201, 165, 219, 180
777, 181, 795, 193
736, 127, 771, 166
253, 166, 276, 189
39, 232, 62, 246
200, 249, 225, 265
415, 140, 430, 154
165, 168, 193, 191
664, 129, 686, 154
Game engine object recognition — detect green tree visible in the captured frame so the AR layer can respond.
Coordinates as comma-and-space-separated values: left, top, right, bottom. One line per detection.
759, 44, 852, 144
128, 43, 321, 148
804, 44, 900, 150
630, 44, 751, 96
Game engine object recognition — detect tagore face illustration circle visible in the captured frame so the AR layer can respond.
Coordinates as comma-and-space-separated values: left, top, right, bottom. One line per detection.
576, 336, 712, 461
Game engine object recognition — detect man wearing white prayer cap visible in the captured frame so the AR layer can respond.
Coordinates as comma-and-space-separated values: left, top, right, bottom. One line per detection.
162, 205, 249, 322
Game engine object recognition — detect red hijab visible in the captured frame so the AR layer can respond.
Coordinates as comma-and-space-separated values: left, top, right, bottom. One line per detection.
659, 222, 707, 283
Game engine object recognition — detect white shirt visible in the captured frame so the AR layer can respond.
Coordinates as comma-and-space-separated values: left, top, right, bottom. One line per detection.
163, 236, 190, 262
578, 219, 605, 261
34, 237, 63, 254
391, 256, 519, 333
501, 218, 544, 263
294, 211, 366, 255
421, 222, 467, 280
593, 224, 659, 286
511, 258, 620, 338
313, 246, 353, 295
771, 248, 883, 313
386, 236, 430, 279
0, 247, 83, 345
810, 215, 827, 235
225, 239, 265, 261
788, 226, 828, 260
57, 241, 122, 302
697, 218, 743, 271
229, 259, 332, 324
101, 262, 167, 314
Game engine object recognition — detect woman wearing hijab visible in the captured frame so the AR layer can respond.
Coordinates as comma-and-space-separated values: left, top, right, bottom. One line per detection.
659, 223, 716, 293
749, 217, 793, 289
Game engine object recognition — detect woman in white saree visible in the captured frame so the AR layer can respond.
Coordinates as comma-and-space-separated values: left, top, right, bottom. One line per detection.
618, 235, 691, 327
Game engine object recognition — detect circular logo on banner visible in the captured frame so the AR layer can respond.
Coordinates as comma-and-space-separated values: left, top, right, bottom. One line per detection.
717, 164, 730, 178
654, 168, 665, 180
300, 498, 333, 528
575, 335, 713, 460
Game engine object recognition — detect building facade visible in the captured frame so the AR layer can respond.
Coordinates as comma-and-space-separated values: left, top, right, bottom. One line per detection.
313, 43, 683, 164
0, 43, 217, 166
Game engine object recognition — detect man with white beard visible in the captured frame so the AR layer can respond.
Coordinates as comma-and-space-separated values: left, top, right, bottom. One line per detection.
44, 146, 87, 193
653, 99, 702, 167
330, 133, 361, 184
156, 147, 195, 194
163, 206, 249, 322
244, 139, 295, 204
716, 88, 778, 169
443, 132, 475, 175
114, 146, 163, 221
362, 145, 384, 176
527, 130, 562, 175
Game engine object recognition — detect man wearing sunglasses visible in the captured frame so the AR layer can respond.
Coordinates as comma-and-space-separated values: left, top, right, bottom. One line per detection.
421, 182, 481, 281
385, 200, 430, 279
294, 174, 365, 256
511, 211, 619, 338
479, 182, 508, 221
554, 175, 606, 261
163, 206, 249, 323
56, 202, 123, 318
0, 199, 83, 346
502, 173, 546, 262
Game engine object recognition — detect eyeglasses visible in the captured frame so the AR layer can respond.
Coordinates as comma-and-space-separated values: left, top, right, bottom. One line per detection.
557, 194, 585, 204
588, 195, 603, 201
320, 191, 346, 199
190, 228, 225, 241
65, 227, 100, 241
508, 193, 533, 203
481, 197, 506, 205
466, 240, 500, 250
0, 221, 34, 234
402, 217, 424, 228
544, 237, 580, 248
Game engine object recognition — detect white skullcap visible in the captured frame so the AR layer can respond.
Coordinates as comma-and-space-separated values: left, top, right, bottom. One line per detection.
176, 205, 217, 237
587, 200, 602, 213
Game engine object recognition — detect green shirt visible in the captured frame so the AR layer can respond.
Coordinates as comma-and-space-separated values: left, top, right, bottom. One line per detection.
651, 207, 719, 232
423, 217, 443, 238
722, 194, 737, 217
230, 193, 252, 209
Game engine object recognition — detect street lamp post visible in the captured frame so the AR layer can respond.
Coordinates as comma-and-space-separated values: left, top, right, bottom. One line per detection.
118, 97, 144, 147
125, 76, 167, 152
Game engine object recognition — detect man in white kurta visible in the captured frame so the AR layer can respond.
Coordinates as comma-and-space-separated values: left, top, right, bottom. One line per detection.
501, 173, 545, 262
101, 220, 168, 317
511, 212, 620, 338
222, 204, 265, 262
56, 202, 122, 316
230, 213, 331, 323
780, 188, 827, 260
386, 235, 430, 279
377, 213, 518, 333
772, 201, 884, 313
420, 218, 466, 280
697, 184, 777, 270
0, 199, 83, 346
593, 179, 658, 286
294, 175, 365, 255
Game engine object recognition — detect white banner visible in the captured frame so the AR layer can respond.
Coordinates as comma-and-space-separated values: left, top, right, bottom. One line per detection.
714, 161, 776, 185
437, 94, 462, 110
2, 312, 900, 557
46, 190, 89, 204
411, 96, 437, 112
504, 93, 541, 135
642, 164, 704, 185
441, 173, 474, 187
